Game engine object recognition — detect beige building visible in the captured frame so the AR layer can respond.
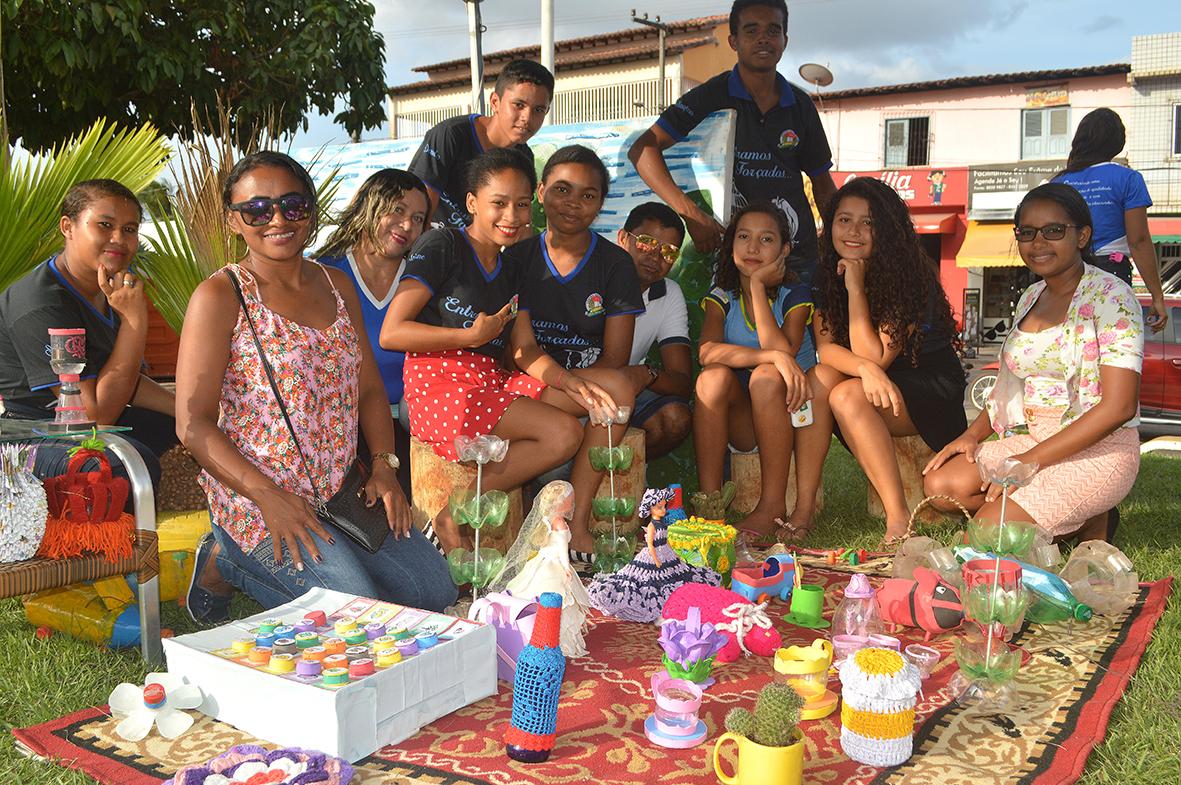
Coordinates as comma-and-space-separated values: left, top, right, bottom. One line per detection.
386, 14, 736, 138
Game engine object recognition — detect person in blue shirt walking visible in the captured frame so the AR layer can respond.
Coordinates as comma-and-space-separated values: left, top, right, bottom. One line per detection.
1053, 108, 1168, 333
317, 169, 430, 492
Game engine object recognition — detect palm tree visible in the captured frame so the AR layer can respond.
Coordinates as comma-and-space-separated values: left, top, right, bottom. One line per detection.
0, 120, 170, 291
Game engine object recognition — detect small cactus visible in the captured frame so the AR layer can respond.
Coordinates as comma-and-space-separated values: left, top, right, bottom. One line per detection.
724, 683, 804, 747
690, 480, 737, 520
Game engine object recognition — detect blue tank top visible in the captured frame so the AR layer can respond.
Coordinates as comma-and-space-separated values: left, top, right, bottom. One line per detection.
702, 283, 817, 371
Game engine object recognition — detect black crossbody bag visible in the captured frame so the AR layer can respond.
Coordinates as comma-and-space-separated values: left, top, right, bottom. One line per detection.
226, 268, 389, 554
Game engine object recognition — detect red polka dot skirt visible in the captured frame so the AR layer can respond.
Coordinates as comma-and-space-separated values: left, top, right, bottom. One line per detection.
403, 350, 546, 461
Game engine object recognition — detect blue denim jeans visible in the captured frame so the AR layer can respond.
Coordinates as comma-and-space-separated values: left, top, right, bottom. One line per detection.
212, 523, 458, 613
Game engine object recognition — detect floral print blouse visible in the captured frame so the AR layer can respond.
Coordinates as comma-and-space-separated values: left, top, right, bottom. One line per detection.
988, 265, 1143, 434
198, 263, 361, 552
1004, 324, 1069, 410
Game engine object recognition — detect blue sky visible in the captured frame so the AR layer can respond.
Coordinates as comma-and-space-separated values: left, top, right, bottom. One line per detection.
295, 0, 1181, 147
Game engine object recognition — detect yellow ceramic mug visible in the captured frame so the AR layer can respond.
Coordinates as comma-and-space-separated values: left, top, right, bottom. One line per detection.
713, 731, 804, 785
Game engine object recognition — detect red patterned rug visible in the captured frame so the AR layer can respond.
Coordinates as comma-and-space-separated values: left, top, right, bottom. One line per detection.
13, 567, 1171, 785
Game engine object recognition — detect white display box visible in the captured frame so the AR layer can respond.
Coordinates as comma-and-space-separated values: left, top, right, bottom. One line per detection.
164, 587, 496, 762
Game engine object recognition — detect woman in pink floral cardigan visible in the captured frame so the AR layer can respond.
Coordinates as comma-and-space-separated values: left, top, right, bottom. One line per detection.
922, 183, 1143, 541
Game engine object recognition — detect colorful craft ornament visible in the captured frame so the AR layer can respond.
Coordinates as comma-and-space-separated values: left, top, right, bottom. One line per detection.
164, 744, 354, 785
838, 647, 922, 767
108, 673, 203, 741
0, 444, 47, 563
658, 606, 727, 686
505, 591, 566, 763
662, 583, 781, 663
876, 567, 964, 641
38, 436, 134, 562
586, 405, 635, 574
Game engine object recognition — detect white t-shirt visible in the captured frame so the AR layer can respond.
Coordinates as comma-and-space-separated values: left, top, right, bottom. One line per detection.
629, 278, 690, 365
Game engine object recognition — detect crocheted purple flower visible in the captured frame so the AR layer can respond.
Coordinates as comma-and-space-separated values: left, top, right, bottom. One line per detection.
164, 744, 354, 785
658, 606, 726, 667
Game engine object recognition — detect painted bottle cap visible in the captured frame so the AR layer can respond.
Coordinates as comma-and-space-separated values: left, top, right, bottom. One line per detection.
389, 625, 411, 641
269, 653, 296, 673
256, 618, 281, 635
255, 633, 278, 648
323, 654, 348, 670
296, 659, 322, 678
395, 638, 419, 657
294, 631, 319, 649
273, 625, 295, 639
376, 650, 403, 668
248, 647, 272, 666
414, 632, 439, 650
305, 610, 328, 627
272, 638, 297, 656
345, 645, 370, 662
293, 618, 317, 634
322, 667, 350, 686
334, 617, 358, 635
322, 637, 346, 655
349, 658, 376, 679
302, 646, 328, 662
142, 683, 167, 709
231, 637, 256, 655
344, 629, 368, 646
371, 635, 397, 655
364, 622, 387, 640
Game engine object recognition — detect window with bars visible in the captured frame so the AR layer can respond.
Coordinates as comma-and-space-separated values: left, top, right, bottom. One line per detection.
884, 117, 930, 167
1021, 106, 1070, 159
1174, 105, 1181, 155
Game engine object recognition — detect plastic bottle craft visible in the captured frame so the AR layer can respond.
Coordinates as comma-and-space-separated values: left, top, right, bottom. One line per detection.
446, 434, 510, 600
657, 605, 727, 686
108, 673, 203, 741
38, 434, 134, 562
0, 444, 47, 563
1058, 541, 1138, 616
646, 671, 707, 748
951, 454, 1037, 707
662, 583, 781, 662
832, 574, 884, 639
838, 647, 922, 767
505, 591, 566, 763
587, 405, 636, 574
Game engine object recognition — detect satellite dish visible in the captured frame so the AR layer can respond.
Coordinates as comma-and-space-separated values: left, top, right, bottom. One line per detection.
798, 63, 834, 90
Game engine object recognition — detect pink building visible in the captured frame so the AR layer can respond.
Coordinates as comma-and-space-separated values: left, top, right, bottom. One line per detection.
815, 65, 1139, 344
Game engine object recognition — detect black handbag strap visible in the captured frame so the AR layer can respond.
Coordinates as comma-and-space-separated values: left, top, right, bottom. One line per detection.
224, 267, 327, 510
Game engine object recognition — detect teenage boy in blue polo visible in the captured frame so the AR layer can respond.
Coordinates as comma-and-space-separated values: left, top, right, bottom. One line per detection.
409, 59, 554, 229
628, 0, 835, 284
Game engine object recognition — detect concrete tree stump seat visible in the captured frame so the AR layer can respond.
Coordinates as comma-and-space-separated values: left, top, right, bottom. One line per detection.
730, 450, 824, 516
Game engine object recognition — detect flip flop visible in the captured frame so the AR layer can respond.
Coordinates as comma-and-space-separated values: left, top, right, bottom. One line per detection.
773, 517, 813, 545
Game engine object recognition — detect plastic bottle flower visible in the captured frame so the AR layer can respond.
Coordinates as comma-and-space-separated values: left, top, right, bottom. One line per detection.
658, 606, 727, 684
449, 435, 511, 598
108, 673, 203, 741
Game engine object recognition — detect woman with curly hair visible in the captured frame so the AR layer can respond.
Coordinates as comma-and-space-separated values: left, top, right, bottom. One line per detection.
788, 178, 966, 545
693, 201, 822, 544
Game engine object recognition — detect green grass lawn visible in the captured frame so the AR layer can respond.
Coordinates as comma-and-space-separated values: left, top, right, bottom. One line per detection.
1, 447, 1178, 784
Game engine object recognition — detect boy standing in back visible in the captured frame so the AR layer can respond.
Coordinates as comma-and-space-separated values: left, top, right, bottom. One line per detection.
409, 59, 554, 229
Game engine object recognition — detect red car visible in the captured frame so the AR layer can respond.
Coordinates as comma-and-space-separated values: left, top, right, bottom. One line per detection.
967, 295, 1180, 426
1140, 294, 1181, 426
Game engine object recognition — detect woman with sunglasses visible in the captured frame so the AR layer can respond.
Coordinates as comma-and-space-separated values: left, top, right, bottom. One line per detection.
0, 178, 178, 485
317, 169, 430, 494
923, 183, 1143, 542
176, 151, 456, 623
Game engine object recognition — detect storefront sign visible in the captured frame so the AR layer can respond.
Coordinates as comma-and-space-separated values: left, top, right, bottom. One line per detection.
968, 160, 1066, 220
832, 167, 967, 207
1026, 85, 1068, 108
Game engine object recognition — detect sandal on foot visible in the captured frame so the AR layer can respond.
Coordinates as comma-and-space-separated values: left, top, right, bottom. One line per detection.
773, 518, 813, 544
738, 527, 780, 549
878, 533, 911, 552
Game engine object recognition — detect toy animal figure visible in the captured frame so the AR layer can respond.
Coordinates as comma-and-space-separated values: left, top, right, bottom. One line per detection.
876, 567, 964, 641
661, 583, 782, 663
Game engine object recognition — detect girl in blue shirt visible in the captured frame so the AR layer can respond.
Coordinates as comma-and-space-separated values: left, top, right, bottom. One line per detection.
694, 201, 821, 544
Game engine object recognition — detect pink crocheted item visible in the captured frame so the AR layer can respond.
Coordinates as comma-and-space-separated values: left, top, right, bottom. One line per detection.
661, 583, 781, 662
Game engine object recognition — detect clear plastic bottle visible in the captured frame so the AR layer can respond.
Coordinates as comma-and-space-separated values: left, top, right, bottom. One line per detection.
831, 573, 884, 638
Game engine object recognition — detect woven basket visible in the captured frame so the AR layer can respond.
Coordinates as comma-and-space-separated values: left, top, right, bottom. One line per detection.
158, 445, 208, 511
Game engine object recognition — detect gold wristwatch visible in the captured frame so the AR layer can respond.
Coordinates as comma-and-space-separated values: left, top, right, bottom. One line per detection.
371, 451, 400, 470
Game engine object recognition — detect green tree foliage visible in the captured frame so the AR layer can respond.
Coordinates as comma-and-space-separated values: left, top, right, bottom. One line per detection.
2, 0, 387, 150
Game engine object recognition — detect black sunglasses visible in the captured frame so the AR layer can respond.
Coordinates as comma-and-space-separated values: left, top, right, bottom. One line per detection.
229, 193, 312, 226
1014, 223, 1078, 242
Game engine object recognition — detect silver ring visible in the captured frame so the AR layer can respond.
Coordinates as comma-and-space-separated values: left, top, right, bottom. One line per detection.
123, 279, 135, 286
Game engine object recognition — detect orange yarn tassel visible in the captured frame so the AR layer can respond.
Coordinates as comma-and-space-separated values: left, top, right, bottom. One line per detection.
37, 513, 134, 562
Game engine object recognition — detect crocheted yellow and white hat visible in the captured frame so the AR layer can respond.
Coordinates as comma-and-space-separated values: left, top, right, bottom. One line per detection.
837, 647, 922, 767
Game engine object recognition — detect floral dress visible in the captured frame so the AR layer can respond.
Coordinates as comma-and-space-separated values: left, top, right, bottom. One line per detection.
199, 263, 360, 553
978, 265, 1143, 535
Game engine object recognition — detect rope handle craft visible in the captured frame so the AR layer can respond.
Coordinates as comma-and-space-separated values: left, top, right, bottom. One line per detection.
905, 494, 973, 539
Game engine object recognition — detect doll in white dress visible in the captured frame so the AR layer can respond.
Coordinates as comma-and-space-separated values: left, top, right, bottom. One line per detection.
488, 480, 590, 657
